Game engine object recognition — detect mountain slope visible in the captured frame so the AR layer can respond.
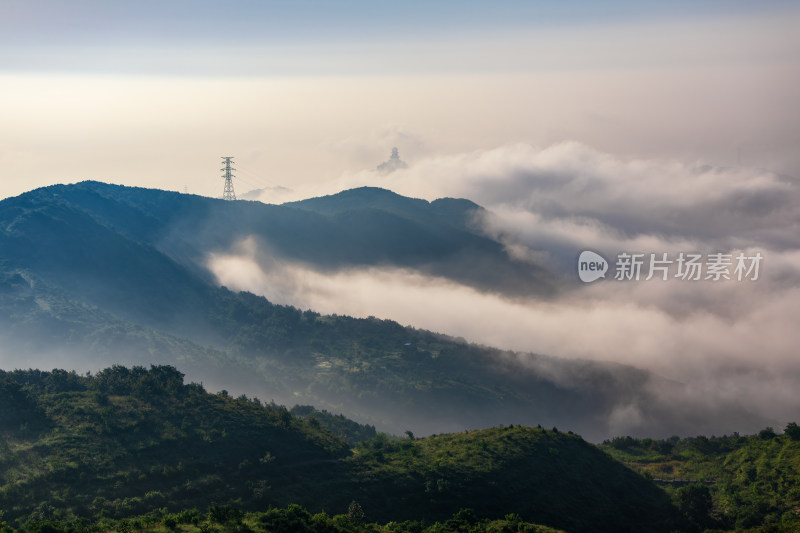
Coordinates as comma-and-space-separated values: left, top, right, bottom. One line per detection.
0, 182, 765, 440
30, 181, 554, 298
0, 366, 683, 532
603, 430, 800, 530
0, 266, 668, 441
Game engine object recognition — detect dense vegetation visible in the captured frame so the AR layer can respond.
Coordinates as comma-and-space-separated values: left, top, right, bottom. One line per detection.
0, 366, 682, 532
1, 365, 798, 532
603, 430, 800, 531
289, 405, 377, 446
0, 503, 567, 533
346, 425, 679, 532
0, 365, 351, 527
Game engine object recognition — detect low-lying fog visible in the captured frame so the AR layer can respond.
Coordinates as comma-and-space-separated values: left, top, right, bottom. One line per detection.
213, 142, 800, 435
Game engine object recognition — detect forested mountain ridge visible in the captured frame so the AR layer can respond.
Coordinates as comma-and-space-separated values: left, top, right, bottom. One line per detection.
6, 181, 552, 301
0, 182, 766, 440
0, 366, 682, 532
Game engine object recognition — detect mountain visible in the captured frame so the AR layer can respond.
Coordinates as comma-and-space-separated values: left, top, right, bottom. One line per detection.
0, 182, 765, 440
0, 366, 682, 532
17, 181, 554, 299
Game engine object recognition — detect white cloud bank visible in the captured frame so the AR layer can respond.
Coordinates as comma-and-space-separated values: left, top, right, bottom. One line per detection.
215, 142, 800, 431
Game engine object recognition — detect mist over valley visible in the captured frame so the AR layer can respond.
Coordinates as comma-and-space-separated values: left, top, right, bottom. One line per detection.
1, 178, 793, 442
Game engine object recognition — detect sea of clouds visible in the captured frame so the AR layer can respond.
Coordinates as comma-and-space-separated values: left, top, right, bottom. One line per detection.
212, 142, 800, 435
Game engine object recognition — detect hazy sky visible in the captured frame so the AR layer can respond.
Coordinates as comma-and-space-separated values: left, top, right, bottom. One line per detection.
1, 1, 798, 200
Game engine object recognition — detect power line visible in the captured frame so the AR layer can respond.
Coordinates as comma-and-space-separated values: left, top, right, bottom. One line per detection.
235, 160, 283, 191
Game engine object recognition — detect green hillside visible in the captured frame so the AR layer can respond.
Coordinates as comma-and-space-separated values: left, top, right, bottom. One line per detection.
347, 425, 679, 531
0, 366, 350, 523
289, 405, 378, 446
603, 431, 800, 531
1, 504, 568, 533
0, 366, 682, 532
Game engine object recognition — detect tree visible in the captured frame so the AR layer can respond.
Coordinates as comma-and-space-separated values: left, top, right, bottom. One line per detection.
450, 508, 478, 526
674, 483, 713, 531
278, 408, 293, 428
347, 501, 365, 526
758, 426, 777, 440
785, 422, 800, 441
208, 504, 242, 525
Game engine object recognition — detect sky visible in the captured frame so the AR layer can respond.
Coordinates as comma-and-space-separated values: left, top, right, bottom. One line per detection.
3, 1, 800, 434
1, 0, 798, 200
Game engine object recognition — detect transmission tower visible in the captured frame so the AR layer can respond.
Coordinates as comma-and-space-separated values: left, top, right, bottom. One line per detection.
221, 156, 237, 201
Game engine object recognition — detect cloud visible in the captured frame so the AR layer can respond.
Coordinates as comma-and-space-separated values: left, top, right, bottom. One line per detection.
206, 142, 800, 436
238, 186, 296, 205
321, 125, 431, 171
330, 141, 800, 278
206, 243, 800, 435
354, 141, 798, 241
